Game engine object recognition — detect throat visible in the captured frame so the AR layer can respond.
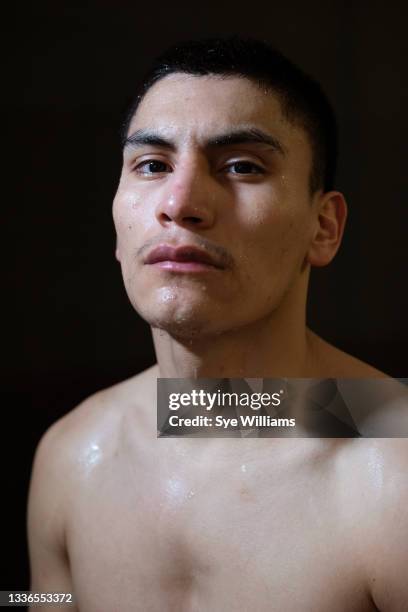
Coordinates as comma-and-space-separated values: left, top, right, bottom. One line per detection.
153, 322, 313, 378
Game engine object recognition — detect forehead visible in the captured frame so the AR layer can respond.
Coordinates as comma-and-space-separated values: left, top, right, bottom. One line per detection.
127, 74, 309, 153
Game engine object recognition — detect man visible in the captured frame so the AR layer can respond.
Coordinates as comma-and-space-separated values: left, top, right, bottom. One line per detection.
28, 38, 408, 611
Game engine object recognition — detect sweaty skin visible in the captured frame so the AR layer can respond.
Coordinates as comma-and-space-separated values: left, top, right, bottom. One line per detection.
28, 367, 408, 612
28, 75, 408, 611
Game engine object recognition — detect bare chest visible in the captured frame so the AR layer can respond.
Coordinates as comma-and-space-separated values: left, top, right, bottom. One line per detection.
67, 442, 374, 612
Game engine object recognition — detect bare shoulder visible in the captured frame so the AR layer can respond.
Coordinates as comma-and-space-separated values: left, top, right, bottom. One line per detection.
357, 439, 408, 611
28, 364, 158, 596
310, 439, 407, 608
29, 362, 159, 517
333, 438, 408, 610
31, 362, 159, 481
29, 362, 159, 525
349, 438, 408, 543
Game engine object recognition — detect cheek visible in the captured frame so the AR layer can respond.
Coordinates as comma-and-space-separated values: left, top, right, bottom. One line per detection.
232, 198, 311, 280
233, 194, 294, 251
113, 186, 151, 253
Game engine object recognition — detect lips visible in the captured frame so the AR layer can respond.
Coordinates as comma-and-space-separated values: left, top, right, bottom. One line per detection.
144, 245, 224, 269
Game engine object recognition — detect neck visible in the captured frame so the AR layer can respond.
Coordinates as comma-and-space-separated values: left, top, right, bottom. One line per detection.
152, 304, 318, 379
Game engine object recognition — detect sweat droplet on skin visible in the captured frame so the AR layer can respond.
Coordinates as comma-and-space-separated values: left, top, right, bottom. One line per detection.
78, 442, 103, 475
158, 287, 177, 303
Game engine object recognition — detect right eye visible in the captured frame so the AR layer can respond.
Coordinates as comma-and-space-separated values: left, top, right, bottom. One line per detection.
134, 160, 172, 175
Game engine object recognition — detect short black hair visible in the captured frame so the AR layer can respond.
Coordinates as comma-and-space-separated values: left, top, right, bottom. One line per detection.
121, 37, 338, 193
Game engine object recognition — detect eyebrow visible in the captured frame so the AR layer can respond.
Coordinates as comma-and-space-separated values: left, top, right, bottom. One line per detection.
123, 127, 285, 156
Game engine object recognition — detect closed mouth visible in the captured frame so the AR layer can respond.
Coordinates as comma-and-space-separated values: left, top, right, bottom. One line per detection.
144, 245, 224, 269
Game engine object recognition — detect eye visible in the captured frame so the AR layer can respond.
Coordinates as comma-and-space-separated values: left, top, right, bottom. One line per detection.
134, 160, 172, 175
227, 161, 264, 175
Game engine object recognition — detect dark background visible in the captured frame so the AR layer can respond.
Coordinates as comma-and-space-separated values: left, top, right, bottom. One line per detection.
4, 0, 407, 591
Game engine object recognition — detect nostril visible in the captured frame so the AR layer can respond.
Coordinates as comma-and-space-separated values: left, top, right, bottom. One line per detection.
186, 216, 202, 224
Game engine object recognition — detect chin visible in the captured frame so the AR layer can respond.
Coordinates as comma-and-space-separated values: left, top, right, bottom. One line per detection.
147, 310, 214, 341
133, 294, 224, 341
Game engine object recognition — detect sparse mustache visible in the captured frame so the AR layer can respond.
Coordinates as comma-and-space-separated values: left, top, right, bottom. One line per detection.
137, 235, 234, 269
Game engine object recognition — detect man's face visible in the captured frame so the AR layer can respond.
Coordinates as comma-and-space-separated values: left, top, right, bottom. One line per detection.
113, 74, 318, 339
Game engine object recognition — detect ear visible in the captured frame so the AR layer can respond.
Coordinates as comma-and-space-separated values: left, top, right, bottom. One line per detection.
306, 190, 348, 267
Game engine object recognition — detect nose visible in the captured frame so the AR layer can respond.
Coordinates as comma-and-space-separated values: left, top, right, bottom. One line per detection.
155, 160, 217, 230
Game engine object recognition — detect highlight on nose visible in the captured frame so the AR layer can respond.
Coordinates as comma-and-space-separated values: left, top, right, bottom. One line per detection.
156, 187, 215, 228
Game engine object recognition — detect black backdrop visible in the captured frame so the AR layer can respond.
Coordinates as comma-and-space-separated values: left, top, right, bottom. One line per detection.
4, 0, 407, 591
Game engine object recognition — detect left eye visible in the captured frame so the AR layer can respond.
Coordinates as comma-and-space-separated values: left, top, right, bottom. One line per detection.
227, 161, 263, 174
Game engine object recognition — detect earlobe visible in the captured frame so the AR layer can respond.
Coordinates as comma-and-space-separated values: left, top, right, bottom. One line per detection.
306, 191, 348, 267
115, 246, 121, 262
